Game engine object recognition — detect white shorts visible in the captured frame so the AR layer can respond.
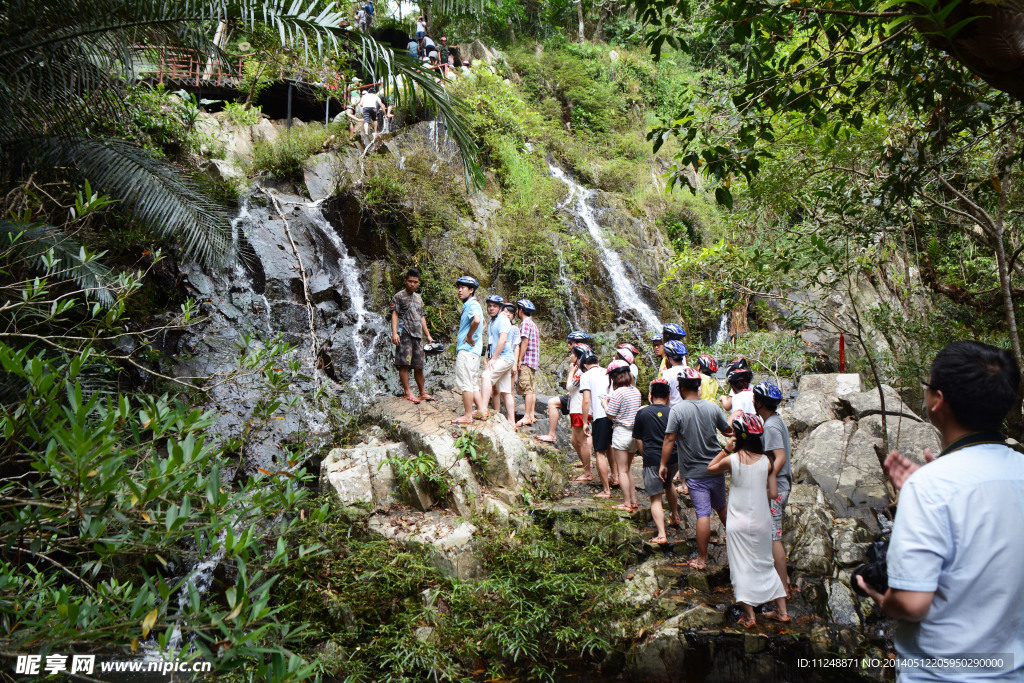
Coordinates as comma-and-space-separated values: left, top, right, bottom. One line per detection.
481, 356, 515, 394
455, 350, 481, 393
611, 425, 638, 453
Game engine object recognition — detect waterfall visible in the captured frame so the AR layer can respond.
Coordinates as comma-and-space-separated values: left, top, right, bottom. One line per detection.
557, 249, 583, 329
304, 208, 387, 383
548, 163, 661, 331
714, 300, 729, 346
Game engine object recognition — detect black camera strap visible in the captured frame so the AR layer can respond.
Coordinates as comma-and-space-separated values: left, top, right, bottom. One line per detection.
939, 431, 1007, 458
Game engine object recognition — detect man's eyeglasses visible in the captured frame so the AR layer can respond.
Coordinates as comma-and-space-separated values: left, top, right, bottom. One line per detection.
921, 380, 936, 390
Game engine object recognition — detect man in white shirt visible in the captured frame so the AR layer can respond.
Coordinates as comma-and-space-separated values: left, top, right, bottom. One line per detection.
857, 341, 1023, 682
357, 88, 384, 135
662, 340, 689, 407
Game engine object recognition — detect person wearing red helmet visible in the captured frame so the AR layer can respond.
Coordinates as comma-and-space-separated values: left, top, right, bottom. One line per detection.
663, 367, 733, 570
696, 354, 720, 402
616, 345, 639, 383
708, 412, 790, 628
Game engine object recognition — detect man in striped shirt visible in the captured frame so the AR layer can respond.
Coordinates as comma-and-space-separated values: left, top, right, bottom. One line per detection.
514, 299, 540, 428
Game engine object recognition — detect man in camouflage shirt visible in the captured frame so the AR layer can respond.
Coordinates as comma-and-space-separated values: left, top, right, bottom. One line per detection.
390, 268, 435, 402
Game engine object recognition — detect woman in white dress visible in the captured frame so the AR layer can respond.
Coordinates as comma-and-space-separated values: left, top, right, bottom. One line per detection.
708, 412, 790, 628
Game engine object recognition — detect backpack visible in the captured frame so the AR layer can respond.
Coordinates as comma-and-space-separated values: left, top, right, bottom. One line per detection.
365, 4, 374, 15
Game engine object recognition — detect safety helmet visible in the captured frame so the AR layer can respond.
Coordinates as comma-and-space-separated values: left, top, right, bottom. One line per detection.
651, 334, 663, 344
725, 358, 753, 385
503, 303, 517, 314
455, 276, 479, 289
615, 348, 635, 365
566, 330, 591, 343
605, 359, 630, 375
753, 381, 783, 404
663, 340, 688, 360
662, 323, 687, 341
732, 413, 766, 451
697, 354, 718, 375
570, 344, 592, 360
516, 298, 536, 314
678, 367, 703, 390
485, 294, 504, 305
581, 351, 600, 366
617, 343, 640, 357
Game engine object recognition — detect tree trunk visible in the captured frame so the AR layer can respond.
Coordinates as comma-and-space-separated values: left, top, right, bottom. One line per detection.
576, 0, 585, 42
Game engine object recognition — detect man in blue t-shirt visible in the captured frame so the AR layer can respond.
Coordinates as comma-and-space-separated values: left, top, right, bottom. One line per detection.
452, 276, 483, 425
479, 294, 515, 425
857, 341, 1024, 683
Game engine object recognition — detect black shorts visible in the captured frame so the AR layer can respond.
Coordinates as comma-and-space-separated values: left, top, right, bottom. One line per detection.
592, 417, 613, 452
362, 107, 378, 123
559, 394, 570, 415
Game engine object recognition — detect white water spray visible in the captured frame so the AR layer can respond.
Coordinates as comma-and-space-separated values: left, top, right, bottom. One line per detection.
548, 163, 661, 331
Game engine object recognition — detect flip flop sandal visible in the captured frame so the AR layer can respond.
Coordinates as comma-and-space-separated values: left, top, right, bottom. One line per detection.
473, 411, 489, 420
686, 559, 707, 570
594, 491, 612, 498
650, 536, 668, 544
404, 395, 421, 404
419, 394, 436, 401
612, 504, 632, 511
451, 418, 473, 425
738, 616, 757, 629
763, 610, 792, 623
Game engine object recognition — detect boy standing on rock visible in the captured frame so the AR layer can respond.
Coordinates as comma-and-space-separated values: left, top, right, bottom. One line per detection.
753, 381, 792, 596
452, 276, 483, 425
635, 379, 679, 544
514, 299, 540, 429
479, 295, 516, 425
391, 268, 435, 403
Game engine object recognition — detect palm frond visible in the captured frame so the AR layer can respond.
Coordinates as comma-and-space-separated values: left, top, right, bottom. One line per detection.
22, 137, 236, 270
0, 218, 115, 306
0, 0, 482, 185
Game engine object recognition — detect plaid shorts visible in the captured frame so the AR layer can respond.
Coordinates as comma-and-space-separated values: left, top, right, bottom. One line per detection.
395, 332, 424, 369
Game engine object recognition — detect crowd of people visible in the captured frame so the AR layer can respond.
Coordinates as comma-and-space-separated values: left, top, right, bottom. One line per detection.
389, 273, 1024, 673
389, 273, 795, 627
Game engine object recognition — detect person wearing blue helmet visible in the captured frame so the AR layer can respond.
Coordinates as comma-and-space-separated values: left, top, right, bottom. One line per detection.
753, 380, 792, 596
661, 340, 689, 407
514, 299, 540, 429
479, 294, 515, 425
453, 276, 484, 425
652, 332, 667, 376
662, 323, 688, 369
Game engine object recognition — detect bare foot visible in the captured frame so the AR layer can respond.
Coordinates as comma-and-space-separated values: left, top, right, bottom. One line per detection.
595, 491, 612, 499
687, 558, 707, 570
650, 535, 668, 544
572, 473, 594, 482
535, 434, 557, 443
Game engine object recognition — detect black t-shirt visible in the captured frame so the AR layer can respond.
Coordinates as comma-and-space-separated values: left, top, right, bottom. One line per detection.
632, 403, 673, 468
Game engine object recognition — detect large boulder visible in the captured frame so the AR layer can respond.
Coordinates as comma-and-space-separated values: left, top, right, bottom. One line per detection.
369, 514, 484, 580
781, 389, 836, 437
858, 414, 941, 465
320, 442, 434, 510
840, 384, 921, 422
792, 420, 890, 517
797, 373, 862, 399
783, 485, 835, 576
463, 39, 495, 63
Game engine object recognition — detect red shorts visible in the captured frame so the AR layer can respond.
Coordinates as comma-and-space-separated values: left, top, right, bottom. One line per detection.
570, 413, 585, 428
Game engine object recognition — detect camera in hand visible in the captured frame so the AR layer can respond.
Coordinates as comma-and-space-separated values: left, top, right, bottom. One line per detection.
851, 532, 891, 597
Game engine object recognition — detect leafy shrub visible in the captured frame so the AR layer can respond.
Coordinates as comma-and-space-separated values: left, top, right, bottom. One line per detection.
250, 123, 343, 180
224, 101, 263, 126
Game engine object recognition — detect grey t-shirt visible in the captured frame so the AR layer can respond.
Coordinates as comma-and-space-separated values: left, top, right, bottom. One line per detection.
666, 399, 731, 480
763, 414, 792, 492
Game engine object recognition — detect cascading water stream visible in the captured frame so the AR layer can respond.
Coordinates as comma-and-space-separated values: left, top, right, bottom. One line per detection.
303, 207, 387, 383
714, 300, 730, 346
548, 163, 661, 331
557, 250, 583, 330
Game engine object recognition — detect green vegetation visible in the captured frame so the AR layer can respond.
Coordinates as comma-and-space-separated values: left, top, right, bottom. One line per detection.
282, 501, 644, 682
250, 122, 345, 181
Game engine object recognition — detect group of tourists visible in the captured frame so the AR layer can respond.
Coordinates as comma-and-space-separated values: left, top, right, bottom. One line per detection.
402, 273, 792, 626
407, 24, 459, 76
390, 272, 1024, 653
